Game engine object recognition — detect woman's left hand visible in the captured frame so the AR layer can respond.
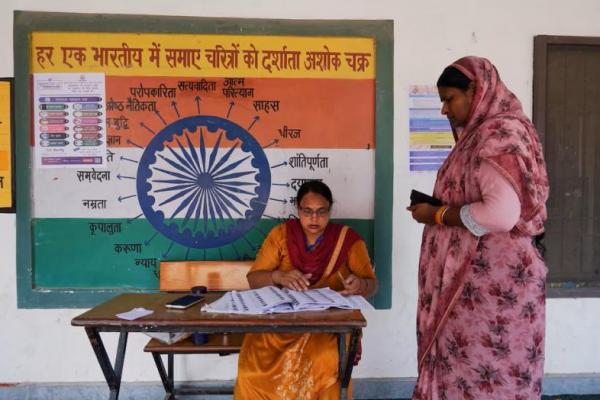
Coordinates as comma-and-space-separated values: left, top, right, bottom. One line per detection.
339, 273, 366, 296
406, 203, 438, 225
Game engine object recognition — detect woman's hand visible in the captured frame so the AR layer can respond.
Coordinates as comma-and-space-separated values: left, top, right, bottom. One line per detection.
407, 203, 438, 225
339, 273, 367, 296
272, 269, 312, 291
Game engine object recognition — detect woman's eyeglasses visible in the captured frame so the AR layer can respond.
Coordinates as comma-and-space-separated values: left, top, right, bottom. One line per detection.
299, 207, 330, 218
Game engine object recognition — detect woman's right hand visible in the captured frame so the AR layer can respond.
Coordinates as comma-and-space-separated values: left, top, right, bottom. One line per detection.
407, 203, 438, 225
272, 269, 312, 291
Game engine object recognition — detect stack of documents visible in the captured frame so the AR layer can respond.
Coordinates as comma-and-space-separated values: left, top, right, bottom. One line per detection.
203, 286, 374, 314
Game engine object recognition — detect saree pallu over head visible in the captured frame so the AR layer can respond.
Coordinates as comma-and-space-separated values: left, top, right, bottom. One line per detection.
417, 56, 549, 366
445, 56, 549, 235
285, 219, 360, 285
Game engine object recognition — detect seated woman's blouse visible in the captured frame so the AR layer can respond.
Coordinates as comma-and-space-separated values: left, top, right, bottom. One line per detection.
460, 160, 521, 237
251, 223, 375, 289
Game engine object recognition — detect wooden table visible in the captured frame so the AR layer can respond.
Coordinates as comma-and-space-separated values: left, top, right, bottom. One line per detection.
72, 292, 366, 400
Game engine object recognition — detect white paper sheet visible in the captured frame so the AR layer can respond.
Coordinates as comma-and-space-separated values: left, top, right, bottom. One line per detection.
116, 307, 154, 320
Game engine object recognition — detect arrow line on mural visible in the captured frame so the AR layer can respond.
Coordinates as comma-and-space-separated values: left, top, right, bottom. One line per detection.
127, 213, 143, 224
126, 139, 143, 149
247, 116, 259, 131
171, 101, 180, 118
254, 225, 268, 237
120, 156, 138, 164
154, 110, 167, 125
162, 241, 175, 258
263, 214, 278, 219
263, 139, 278, 149
140, 122, 156, 136
269, 197, 287, 204
243, 236, 256, 251
144, 231, 159, 246
230, 243, 241, 259
271, 161, 287, 169
194, 96, 201, 114
118, 194, 137, 202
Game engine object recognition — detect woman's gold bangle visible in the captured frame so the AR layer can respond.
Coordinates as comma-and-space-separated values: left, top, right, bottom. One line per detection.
434, 205, 449, 225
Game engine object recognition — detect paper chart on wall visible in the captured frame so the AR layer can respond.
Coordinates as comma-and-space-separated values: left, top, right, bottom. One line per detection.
33, 73, 107, 168
408, 85, 453, 172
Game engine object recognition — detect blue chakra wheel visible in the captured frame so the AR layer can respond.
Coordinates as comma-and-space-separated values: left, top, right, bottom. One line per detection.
137, 115, 271, 249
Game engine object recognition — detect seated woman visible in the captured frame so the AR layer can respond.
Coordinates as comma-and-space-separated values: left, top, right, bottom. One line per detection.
234, 180, 378, 400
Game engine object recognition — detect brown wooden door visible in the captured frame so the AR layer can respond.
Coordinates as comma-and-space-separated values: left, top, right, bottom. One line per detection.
534, 36, 600, 293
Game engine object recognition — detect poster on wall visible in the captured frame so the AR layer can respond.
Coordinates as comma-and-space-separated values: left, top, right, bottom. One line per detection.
0, 78, 14, 211
408, 85, 453, 171
30, 32, 376, 288
33, 73, 107, 168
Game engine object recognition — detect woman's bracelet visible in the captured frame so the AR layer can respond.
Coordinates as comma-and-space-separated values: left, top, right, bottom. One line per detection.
440, 206, 450, 225
434, 205, 449, 225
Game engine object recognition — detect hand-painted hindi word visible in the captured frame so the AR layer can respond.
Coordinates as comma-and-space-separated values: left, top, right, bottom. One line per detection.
253, 100, 280, 113
163, 46, 203, 69
177, 80, 217, 92
288, 153, 329, 171
205, 44, 240, 69
91, 44, 144, 68
135, 258, 158, 269
82, 199, 107, 209
290, 178, 322, 191
224, 78, 245, 87
107, 98, 157, 112
114, 243, 142, 254
278, 125, 301, 139
107, 135, 121, 146
242, 45, 301, 73
76, 169, 111, 183
88, 222, 122, 235
129, 83, 177, 98
126, 98, 157, 112
106, 116, 129, 131
222, 87, 254, 98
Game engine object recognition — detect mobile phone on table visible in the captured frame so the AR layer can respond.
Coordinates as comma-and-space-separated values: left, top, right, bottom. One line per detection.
165, 294, 204, 309
410, 190, 442, 206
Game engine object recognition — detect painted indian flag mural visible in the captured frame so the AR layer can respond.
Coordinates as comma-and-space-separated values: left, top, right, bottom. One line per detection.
30, 32, 375, 289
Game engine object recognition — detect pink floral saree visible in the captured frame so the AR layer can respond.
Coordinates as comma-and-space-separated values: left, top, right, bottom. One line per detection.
413, 56, 549, 400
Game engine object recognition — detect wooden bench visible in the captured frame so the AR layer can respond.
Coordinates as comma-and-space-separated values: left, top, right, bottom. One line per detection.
144, 260, 251, 398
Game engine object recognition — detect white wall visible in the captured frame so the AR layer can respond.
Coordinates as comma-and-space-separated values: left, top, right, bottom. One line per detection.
1, 0, 600, 384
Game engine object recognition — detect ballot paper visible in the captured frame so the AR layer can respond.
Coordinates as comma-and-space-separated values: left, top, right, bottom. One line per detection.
203, 286, 374, 314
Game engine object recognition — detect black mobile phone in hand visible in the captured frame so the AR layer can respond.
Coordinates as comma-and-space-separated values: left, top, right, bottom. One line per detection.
165, 294, 204, 309
410, 190, 442, 206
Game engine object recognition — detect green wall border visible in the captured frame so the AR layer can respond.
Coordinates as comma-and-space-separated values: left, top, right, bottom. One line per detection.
14, 11, 393, 308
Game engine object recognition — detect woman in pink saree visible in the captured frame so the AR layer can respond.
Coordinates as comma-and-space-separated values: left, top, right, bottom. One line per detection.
407, 56, 549, 399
